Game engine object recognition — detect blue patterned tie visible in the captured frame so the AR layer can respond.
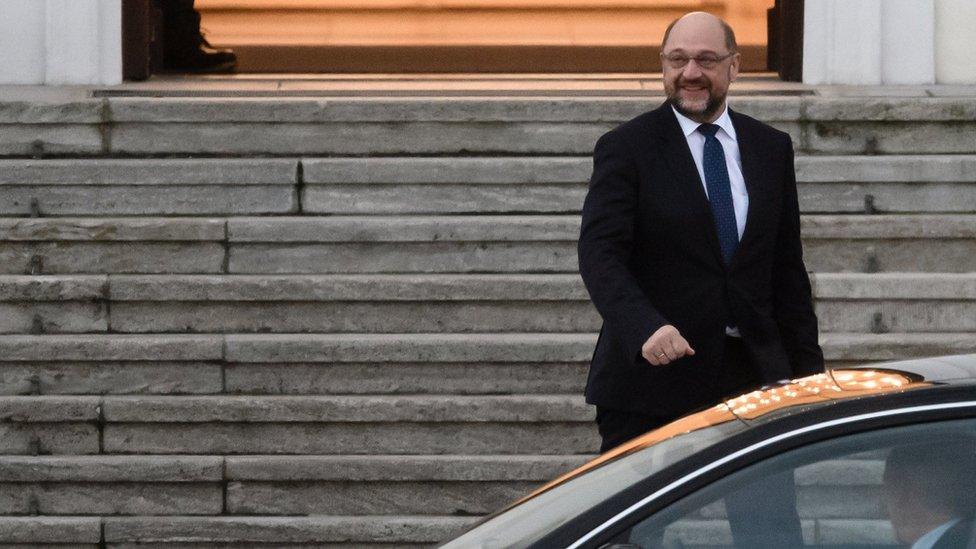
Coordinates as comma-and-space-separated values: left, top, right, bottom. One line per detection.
698, 123, 738, 264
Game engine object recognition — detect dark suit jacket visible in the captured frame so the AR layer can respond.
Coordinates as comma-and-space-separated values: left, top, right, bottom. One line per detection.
578, 100, 825, 417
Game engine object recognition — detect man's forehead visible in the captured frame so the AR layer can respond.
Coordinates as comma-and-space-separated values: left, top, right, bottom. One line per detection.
664, 17, 727, 52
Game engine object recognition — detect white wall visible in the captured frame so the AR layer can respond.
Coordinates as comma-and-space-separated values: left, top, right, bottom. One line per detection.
0, 0, 47, 84
0, 0, 121, 85
882, 0, 935, 85
935, 0, 976, 83
804, 0, 976, 85
804, 0, 935, 85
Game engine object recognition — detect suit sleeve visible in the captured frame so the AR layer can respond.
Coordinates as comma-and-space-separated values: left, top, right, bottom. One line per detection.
773, 136, 825, 377
578, 129, 669, 362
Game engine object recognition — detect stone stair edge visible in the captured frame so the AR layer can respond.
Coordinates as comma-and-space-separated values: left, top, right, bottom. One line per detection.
0, 516, 101, 544
0, 454, 593, 482
221, 214, 976, 242
5, 273, 976, 302
0, 334, 223, 361
2, 214, 975, 242
0, 454, 870, 483
100, 515, 476, 543
811, 272, 976, 299
0, 217, 225, 241
0, 158, 298, 185
0, 515, 473, 544
1, 155, 975, 185
0, 393, 601, 424
223, 454, 592, 481
96, 393, 594, 423
4, 95, 976, 123
1, 332, 975, 362
0, 455, 223, 482
0, 395, 101, 422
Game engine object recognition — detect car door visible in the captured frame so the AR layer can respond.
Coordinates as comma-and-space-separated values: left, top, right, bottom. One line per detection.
578, 404, 976, 549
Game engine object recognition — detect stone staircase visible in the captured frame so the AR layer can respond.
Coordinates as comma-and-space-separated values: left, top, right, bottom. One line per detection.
0, 89, 975, 547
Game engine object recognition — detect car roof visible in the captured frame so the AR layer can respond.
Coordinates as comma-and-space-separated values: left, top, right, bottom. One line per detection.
848, 353, 976, 384
731, 354, 976, 426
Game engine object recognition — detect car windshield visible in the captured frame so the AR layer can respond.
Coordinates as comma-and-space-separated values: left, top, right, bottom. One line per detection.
440, 403, 748, 549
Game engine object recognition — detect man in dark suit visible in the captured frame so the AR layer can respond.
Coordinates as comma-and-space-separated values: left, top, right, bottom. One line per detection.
578, 11, 824, 453
883, 440, 976, 548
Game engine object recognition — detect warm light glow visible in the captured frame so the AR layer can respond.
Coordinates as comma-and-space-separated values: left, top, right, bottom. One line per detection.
724, 370, 927, 420
195, 0, 775, 47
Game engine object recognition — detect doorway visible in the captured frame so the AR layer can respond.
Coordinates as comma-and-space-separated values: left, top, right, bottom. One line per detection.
194, 0, 773, 73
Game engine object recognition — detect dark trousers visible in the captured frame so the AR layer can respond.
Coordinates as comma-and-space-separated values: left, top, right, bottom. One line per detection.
595, 336, 803, 548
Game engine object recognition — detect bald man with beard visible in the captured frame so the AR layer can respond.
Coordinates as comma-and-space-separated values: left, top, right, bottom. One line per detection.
578, 12, 822, 547
578, 11, 823, 451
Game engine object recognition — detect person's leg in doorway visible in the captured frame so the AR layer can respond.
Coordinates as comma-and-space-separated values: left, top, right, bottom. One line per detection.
157, 0, 236, 73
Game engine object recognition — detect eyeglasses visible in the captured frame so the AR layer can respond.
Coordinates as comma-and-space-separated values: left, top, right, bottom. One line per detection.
661, 52, 736, 70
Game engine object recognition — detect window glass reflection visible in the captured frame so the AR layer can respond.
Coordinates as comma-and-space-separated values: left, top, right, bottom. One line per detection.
620, 417, 976, 548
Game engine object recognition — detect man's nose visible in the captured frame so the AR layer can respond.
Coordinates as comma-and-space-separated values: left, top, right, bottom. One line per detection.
682, 59, 704, 79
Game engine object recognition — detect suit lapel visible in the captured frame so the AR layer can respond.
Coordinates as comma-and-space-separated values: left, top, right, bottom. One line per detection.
655, 103, 726, 268
728, 108, 762, 268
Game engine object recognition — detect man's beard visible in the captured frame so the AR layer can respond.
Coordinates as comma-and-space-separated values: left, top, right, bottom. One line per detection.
666, 79, 726, 121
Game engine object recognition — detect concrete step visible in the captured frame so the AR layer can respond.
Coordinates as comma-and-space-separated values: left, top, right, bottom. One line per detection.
0, 517, 100, 546
0, 218, 224, 274
796, 155, 976, 214
4, 96, 975, 156
0, 274, 109, 334
1, 333, 974, 398
3, 215, 972, 274
0, 456, 223, 516
103, 273, 595, 334
0, 158, 297, 216
100, 394, 598, 456
814, 273, 976, 333
5, 273, 976, 334
0, 515, 471, 546
302, 155, 976, 214
103, 516, 475, 546
98, 395, 593, 423
3, 155, 975, 215
0, 454, 586, 517
0, 394, 599, 456
224, 215, 976, 274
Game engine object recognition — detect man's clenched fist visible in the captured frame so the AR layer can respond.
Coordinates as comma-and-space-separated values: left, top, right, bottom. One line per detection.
642, 324, 696, 366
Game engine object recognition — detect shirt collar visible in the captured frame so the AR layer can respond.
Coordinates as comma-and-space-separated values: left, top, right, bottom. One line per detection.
671, 103, 736, 141
911, 518, 962, 549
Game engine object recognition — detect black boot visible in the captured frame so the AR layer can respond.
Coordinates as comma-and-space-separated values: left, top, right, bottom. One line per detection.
157, 0, 236, 73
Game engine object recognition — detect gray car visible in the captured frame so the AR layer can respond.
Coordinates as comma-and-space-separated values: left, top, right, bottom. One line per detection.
441, 355, 976, 549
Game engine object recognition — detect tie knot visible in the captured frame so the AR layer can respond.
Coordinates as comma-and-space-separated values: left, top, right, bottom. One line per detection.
698, 123, 720, 138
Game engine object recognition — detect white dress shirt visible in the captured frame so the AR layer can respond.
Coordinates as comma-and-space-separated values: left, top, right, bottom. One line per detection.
671, 105, 749, 241
671, 105, 749, 337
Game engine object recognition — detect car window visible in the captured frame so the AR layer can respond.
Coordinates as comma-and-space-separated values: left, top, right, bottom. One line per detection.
441, 409, 748, 549
613, 417, 976, 549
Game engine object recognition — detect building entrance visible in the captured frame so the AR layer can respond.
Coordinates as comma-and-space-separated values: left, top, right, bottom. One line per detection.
133, 0, 784, 74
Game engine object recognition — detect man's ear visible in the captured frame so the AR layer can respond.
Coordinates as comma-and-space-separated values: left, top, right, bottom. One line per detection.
729, 52, 741, 82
